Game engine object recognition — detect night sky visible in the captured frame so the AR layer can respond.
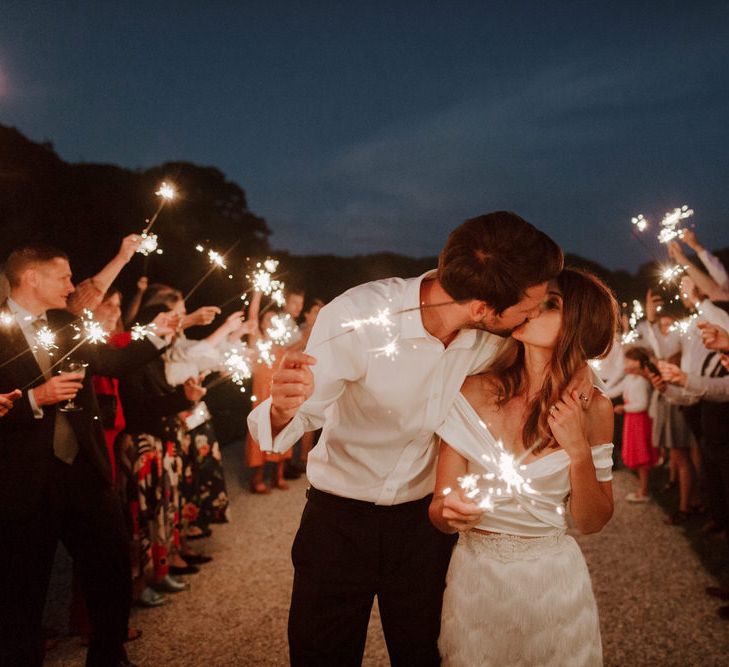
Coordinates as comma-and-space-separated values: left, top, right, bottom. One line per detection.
2, 1, 728, 270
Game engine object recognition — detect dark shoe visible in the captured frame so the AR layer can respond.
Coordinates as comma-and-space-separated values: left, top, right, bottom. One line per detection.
701, 520, 724, 534
283, 462, 302, 480
706, 586, 729, 601
718, 605, 729, 620
664, 511, 690, 525
181, 553, 213, 565
186, 528, 212, 541
169, 564, 200, 575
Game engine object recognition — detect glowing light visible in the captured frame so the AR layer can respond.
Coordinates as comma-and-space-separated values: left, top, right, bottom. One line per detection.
631, 214, 648, 232
136, 232, 163, 256
658, 205, 694, 245
256, 339, 276, 367
266, 314, 297, 344
0, 312, 15, 327
130, 323, 157, 340
34, 326, 58, 355
155, 182, 176, 201
659, 264, 686, 285
73, 310, 109, 345
223, 348, 253, 388
372, 336, 400, 360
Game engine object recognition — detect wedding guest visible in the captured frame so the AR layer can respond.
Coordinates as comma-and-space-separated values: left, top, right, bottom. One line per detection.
117, 303, 207, 590
668, 230, 729, 302
248, 212, 580, 665
616, 347, 657, 502
0, 243, 170, 667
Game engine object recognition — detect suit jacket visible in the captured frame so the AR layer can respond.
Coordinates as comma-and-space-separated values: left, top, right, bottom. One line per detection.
0, 302, 165, 521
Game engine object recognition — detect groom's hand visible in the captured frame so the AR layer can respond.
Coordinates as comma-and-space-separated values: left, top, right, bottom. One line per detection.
270, 351, 317, 434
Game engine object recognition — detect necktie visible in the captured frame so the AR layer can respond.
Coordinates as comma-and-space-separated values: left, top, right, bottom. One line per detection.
31, 318, 79, 464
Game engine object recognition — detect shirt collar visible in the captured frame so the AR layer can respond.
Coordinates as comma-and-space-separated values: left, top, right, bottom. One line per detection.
7, 297, 45, 328
398, 270, 477, 349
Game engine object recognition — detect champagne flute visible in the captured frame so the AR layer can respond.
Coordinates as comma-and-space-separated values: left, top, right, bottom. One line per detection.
58, 358, 87, 413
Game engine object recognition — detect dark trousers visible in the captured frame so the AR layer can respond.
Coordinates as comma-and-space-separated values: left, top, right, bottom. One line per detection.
288, 487, 457, 667
0, 455, 131, 667
700, 438, 729, 546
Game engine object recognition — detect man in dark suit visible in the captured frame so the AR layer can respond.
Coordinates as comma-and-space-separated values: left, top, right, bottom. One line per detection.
0, 244, 173, 667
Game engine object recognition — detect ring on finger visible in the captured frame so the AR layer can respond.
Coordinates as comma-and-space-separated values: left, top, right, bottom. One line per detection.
578, 392, 588, 404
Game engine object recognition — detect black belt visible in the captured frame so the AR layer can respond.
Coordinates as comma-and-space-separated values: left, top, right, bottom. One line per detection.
306, 486, 432, 513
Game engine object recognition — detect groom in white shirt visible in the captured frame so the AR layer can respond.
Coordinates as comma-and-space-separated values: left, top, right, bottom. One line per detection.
248, 211, 565, 666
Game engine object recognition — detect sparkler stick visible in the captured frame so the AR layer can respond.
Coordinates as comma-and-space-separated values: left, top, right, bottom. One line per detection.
142, 182, 176, 235
183, 240, 241, 303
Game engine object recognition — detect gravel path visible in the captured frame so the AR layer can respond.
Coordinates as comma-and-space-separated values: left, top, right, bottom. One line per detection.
43, 441, 729, 666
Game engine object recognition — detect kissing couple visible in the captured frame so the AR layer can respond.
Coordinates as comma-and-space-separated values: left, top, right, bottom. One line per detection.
249, 211, 617, 667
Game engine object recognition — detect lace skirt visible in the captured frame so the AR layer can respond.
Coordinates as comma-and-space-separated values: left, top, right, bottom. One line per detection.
440, 531, 602, 667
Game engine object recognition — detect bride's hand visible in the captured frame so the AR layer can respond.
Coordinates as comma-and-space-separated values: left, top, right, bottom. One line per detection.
440, 488, 485, 532
547, 390, 591, 460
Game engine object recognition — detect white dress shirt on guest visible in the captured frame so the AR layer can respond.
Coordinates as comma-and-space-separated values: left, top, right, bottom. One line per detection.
247, 271, 505, 506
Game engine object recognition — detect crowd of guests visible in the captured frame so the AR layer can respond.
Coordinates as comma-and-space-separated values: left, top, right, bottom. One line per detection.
594, 230, 729, 620
0, 235, 322, 666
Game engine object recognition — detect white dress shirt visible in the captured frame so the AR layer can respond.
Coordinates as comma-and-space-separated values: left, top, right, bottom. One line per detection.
247, 271, 505, 505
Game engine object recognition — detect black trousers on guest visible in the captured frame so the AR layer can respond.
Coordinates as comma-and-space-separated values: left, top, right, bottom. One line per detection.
699, 437, 729, 546
0, 455, 131, 667
288, 487, 457, 667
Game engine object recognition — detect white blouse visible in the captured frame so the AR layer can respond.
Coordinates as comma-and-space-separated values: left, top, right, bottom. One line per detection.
437, 393, 614, 538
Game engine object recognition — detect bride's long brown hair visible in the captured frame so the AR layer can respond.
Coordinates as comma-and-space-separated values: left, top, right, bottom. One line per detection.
485, 267, 619, 453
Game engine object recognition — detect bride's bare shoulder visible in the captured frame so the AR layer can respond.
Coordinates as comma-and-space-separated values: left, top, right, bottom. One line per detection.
461, 374, 498, 409
587, 389, 615, 445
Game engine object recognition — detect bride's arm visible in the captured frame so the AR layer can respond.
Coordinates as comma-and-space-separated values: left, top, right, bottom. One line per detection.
428, 440, 485, 534
548, 390, 615, 534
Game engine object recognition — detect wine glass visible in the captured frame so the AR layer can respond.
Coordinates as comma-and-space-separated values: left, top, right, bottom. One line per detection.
57, 359, 87, 413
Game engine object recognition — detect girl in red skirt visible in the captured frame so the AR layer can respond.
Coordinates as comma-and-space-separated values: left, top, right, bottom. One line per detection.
616, 347, 658, 502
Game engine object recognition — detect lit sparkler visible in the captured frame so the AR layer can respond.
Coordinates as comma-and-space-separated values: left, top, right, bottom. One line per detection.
631, 214, 648, 232
223, 348, 253, 389
136, 232, 163, 257
73, 310, 109, 345
256, 339, 276, 367
0, 312, 15, 327
130, 322, 157, 340
452, 437, 541, 513
621, 299, 644, 345
657, 205, 694, 245
34, 326, 58, 355
266, 313, 297, 345
658, 264, 686, 286
184, 240, 240, 302
142, 181, 177, 235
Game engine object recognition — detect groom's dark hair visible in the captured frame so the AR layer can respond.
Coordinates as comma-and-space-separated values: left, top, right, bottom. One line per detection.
438, 211, 563, 314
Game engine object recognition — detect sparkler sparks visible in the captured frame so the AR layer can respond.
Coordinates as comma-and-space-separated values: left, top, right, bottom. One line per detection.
256, 339, 276, 368
196, 244, 228, 270
455, 439, 540, 513
223, 348, 253, 390
155, 182, 176, 201
266, 314, 297, 345
657, 205, 694, 244
340, 309, 394, 331
34, 326, 58, 355
0, 312, 15, 327
659, 264, 686, 285
136, 232, 163, 256
73, 310, 109, 345
130, 323, 157, 340
631, 214, 648, 232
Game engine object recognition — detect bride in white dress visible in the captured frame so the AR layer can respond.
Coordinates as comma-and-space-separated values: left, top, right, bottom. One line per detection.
429, 267, 618, 667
